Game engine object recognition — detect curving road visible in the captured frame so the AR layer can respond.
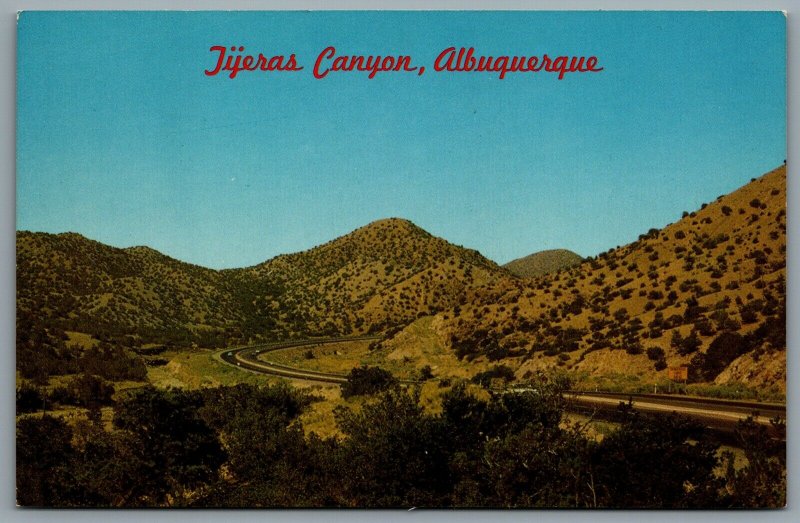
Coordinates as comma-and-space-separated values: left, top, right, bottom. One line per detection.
217, 336, 380, 383
217, 337, 785, 434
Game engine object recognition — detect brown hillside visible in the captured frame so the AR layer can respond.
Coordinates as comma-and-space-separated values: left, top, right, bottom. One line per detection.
233, 218, 509, 336
17, 218, 509, 347
16, 232, 244, 346
401, 166, 786, 395
504, 249, 583, 278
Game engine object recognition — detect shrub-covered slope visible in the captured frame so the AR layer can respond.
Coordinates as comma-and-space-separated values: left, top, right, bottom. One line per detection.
418, 166, 786, 392
17, 218, 508, 347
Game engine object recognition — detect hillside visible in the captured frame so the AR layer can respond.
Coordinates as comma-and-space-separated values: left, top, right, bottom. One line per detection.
503, 249, 583, 278
229, 218, 509, 337
385, 166, 787, 393
17, 218, 509, 349
16, 232, 245, 346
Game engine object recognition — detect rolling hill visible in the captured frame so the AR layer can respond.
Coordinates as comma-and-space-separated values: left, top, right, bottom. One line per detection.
227, 218, 509, 337
17, 218, 509, 348
16, 231, 245, 346
503, 249, 583, 278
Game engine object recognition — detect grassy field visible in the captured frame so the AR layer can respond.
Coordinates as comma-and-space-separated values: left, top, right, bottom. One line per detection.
147, 347, 280, 389
259, 318, 481, 382
262, 340, 375, 376
144, 344, 435, 437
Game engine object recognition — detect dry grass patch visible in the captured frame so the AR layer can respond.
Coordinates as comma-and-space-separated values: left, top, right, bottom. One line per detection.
148, 348, 277, 389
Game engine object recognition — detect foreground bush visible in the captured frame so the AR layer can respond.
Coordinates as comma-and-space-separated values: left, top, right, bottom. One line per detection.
16, 381, 785, 508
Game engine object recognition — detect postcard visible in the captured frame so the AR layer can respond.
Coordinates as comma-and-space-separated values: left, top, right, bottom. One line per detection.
15, 11, 786, 508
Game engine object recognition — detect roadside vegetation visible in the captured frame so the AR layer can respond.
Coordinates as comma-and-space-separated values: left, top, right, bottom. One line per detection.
17, 376, 785, 508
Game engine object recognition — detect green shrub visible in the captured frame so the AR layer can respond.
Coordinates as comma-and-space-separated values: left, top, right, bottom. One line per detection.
646, 346, 665, 361
471, 365, 515, 387
341, 365, 398, 398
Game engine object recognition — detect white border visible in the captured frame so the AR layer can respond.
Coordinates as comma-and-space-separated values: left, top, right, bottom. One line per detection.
2, 2, 796, 522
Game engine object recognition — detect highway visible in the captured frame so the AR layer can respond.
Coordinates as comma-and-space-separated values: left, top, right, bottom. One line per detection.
217, 336, 380, 383
217, 337, 786, 434
565, 391, 785, 434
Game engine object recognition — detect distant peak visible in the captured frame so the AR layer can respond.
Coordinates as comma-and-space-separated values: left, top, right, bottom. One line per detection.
503, 249, 583, 278
527, 248, 580, 257
57, 231, 90, 240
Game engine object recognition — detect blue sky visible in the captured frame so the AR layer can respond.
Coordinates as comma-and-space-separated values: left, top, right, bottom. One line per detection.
17, 11, 785, 269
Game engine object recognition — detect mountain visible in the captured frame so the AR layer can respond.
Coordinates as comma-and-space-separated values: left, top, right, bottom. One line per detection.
392, 166, 786, 393
503, 249, 583, 278
16, 218, 508, 347
16, 231, 246, 346
233, 218, 508, 337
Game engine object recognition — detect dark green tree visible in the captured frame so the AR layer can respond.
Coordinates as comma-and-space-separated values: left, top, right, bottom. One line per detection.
340, 365, 398, 398
16, 415, 76, 506
16, 382, 45, 413
113, 387, 225, 506
591, 404, 721, 508
334, 388, 452, 507
720, 416, 786, 508
196, 384, 315, 507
